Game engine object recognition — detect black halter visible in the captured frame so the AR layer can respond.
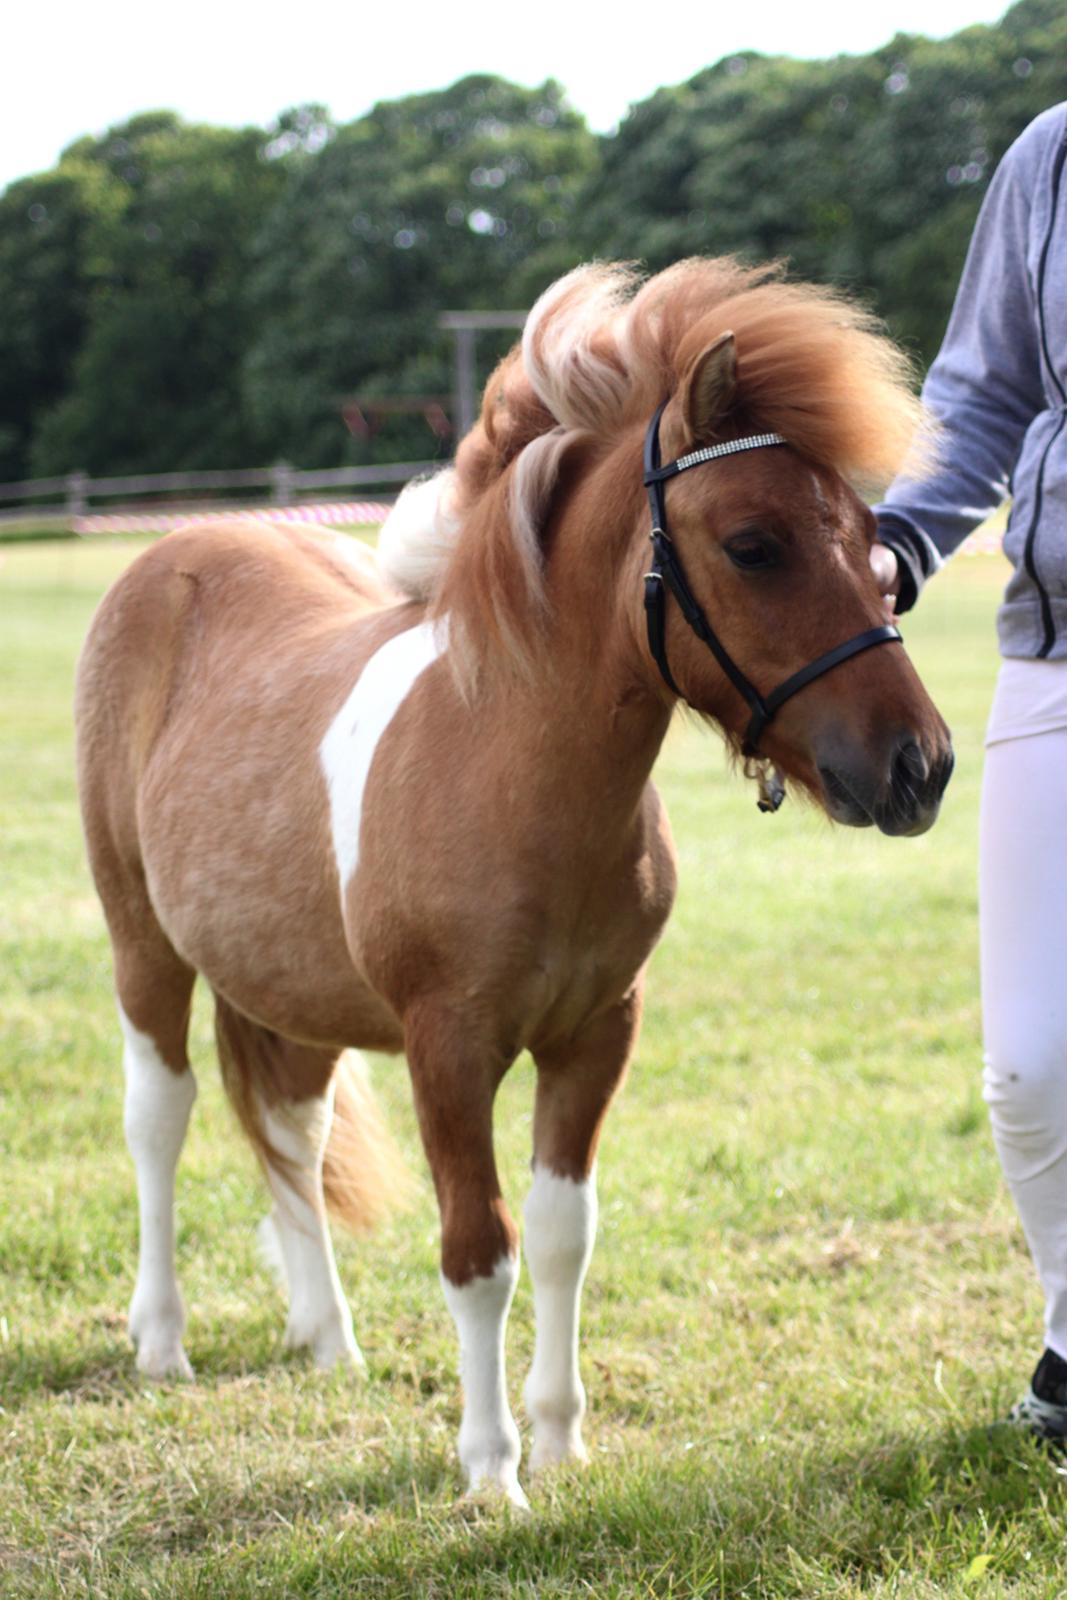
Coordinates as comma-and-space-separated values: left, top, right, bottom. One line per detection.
642, 401, 901, 757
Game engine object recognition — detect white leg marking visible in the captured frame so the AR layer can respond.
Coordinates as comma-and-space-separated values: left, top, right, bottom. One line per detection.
442, 1255, 527, 1508
523, 1164, 597, 1470
319, 617, 448, 893
119, 1007, 197, 1380
259, 1083, 364, 1372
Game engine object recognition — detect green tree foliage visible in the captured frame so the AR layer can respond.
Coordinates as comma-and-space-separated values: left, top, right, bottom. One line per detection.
242, 76, 597, 466
575, 0, 1067, 362
2, 2, 1066, 480
0, 161, 121, 480
28, 115, 286, 476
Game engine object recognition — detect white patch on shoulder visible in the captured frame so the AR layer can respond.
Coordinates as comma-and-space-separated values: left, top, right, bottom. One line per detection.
320, 618, 447, 891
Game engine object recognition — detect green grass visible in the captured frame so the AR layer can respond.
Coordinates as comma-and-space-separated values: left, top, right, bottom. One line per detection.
2, 536, 1064, 1599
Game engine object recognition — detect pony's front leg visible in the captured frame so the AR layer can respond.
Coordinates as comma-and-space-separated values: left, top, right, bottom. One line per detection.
405, 1006, 525, 1508
525, 989, 642, 1471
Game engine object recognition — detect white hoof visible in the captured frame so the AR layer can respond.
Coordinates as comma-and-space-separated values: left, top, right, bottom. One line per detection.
133, 1332, 194, 1380
465, 1472, 530, 1512
284, 1314, 366, 1373
529, 1424, 588, 1474
461, 1421, 527, 1510
129, 1295, 193, 1380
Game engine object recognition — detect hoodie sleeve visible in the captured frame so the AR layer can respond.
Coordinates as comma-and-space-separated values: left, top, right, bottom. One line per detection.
875, 115, 1053, 612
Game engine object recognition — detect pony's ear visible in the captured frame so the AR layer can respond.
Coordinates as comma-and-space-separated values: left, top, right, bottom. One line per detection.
680, 330, 737, 441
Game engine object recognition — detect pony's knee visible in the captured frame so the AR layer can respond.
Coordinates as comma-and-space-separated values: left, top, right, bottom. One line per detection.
439, 1195, 518, 1287
523, 1164, 597, 1285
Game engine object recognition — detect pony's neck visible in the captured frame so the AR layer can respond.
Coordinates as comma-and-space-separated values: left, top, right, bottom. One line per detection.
482, 435, 673, 836
544, 429, 661, 709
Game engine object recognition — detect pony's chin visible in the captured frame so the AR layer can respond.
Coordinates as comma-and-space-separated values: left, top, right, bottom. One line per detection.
818, 766, 941, 836
820, 775, 875, 829
873, 805, 941, 838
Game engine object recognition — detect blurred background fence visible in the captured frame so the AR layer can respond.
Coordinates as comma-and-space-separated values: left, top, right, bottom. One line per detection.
0, 460, 429, 535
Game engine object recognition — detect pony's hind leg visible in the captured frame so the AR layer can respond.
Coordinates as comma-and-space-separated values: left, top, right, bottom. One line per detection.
114, 943, 198, 1381
256, 1080, 364, 1372
405, 1003, 526, 1507
524, 989, 642, 1471
213, 1000, 363, 1370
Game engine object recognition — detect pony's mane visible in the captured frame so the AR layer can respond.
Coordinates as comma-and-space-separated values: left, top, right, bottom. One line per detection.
377, 258, 928, 689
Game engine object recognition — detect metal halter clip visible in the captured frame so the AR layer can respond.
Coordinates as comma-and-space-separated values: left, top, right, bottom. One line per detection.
755, 763, 787, 814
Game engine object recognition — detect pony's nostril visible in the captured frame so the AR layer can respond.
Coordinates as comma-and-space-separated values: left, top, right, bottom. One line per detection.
889, 736, 927, 819
891, 738, 928, 799
935, 748, 955, 800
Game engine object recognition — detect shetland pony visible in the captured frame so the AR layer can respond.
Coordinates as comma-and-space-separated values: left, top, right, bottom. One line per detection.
76, 259, 952, 1506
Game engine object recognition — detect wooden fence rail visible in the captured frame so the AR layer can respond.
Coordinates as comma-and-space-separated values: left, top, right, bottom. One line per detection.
0, 459, 439, 526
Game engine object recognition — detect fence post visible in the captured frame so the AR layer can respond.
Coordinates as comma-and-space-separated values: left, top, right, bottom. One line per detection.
66, 471, 89, 520
271, 460, 294, 507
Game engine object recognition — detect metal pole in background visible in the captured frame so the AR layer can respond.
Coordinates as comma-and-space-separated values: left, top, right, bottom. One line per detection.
439, 311, 527, 443
454, 326, 477, 439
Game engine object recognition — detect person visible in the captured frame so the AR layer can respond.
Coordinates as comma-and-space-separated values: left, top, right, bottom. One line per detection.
871, 101, 1067, 1439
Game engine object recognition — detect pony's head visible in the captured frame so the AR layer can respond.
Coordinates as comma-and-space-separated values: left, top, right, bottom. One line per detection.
381, 258, 953, 835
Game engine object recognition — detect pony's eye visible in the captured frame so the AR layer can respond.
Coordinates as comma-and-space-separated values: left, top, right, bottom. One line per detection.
725, 537, 777, 571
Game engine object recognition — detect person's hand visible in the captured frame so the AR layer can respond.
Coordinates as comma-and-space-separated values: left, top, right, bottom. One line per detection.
870, 541, 899, 622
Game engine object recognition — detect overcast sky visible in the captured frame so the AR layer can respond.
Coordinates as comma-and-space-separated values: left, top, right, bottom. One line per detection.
5, 0, 1011, 193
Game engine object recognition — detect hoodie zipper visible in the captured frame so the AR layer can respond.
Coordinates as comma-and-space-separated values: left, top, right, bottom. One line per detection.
1025, 131, 1067, 657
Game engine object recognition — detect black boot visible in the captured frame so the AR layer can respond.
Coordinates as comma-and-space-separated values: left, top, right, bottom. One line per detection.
1007, 1348, 1067, 1442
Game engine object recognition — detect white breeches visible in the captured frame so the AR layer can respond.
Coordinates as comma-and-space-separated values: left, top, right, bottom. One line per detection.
981, 676, 1067, 1358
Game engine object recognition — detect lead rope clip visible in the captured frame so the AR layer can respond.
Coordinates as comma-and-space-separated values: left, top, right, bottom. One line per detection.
753, 761, 787, 814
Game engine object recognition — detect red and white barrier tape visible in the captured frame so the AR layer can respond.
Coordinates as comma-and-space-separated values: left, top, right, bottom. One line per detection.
74, 501, 394, 535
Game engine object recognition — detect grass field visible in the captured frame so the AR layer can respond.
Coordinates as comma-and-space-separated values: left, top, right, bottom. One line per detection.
2, 535, 1064, 1599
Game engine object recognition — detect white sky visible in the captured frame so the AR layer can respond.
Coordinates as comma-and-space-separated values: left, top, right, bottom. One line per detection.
5, 0, 1010, 193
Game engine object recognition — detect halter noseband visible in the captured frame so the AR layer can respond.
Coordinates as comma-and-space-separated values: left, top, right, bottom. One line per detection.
642, 400, 901, 758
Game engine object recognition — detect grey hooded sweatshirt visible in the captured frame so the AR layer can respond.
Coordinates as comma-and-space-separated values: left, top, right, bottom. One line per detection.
876, 102, 1067, 659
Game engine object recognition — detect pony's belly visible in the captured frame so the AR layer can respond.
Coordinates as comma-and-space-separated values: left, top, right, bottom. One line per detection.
140, 807, 404, 1053
212, 970, 404, 1054
153, 883, 403, 1052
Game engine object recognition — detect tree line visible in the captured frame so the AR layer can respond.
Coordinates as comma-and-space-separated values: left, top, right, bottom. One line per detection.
1, 0, 1064, 483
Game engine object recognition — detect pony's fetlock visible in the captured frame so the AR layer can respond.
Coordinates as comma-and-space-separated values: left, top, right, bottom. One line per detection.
263, 1204, 365, 1370
526, 1400, 588, 1473
283, 1306, 365, 1372
129, 1292, 193, 1380
461, 1425, 528, 1511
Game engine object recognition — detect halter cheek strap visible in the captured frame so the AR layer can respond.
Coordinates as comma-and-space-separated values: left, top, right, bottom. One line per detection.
642, 401, 901, 758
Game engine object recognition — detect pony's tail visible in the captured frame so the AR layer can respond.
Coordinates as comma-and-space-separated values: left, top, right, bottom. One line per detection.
213, 993, 411, 1234
322, 1050, 413, 1233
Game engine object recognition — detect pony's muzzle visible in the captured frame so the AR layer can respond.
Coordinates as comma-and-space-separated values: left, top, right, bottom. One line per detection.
818, 729, 954, 836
